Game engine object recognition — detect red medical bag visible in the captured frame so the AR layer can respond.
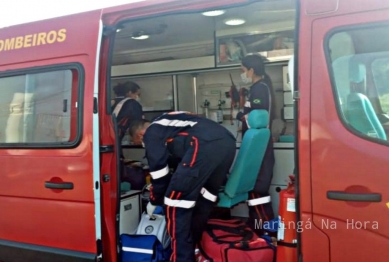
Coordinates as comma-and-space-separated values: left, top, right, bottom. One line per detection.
198, 219, 275, 262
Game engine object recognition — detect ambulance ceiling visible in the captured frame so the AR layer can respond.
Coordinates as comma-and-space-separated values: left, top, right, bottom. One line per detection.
112, 0, 295, 65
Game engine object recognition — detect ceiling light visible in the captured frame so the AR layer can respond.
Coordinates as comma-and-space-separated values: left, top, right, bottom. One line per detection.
202, 10, 225, 17
224, 19, 246, 26
131, 35, 149, 40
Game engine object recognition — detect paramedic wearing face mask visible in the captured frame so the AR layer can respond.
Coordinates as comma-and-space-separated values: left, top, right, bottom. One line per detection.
111, 81, 144, 142
129, 113, 236, 262
236, 54, 275, 235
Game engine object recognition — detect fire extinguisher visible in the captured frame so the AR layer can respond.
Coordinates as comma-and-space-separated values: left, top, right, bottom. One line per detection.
276, 175, 297, 262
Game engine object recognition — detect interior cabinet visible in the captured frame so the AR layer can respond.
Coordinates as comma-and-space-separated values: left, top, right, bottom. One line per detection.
271, 146, 295, 185
120, 190, 142, 235
270, 143, 294, 217
216, 28, 294, 67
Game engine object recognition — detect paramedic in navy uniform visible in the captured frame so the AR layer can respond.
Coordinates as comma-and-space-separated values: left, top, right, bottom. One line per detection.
111, 81, 143, 142
129, 112, 236, 262
236, 54, 275, 235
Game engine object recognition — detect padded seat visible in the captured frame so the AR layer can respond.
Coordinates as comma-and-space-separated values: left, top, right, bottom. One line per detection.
346, 93, 387, 140
345, 57, 386, 140
217, 109, 270, 208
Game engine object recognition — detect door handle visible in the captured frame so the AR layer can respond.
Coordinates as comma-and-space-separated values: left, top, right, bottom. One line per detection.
327, 191, 381, 202
45, 181, 74, 190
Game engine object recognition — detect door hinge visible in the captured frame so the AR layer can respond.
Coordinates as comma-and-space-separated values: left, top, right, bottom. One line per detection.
293, 91, 300, 100
103, 174, 110, 182
93, 97, 98, 114
96, 239, 102, 256
103, 25, 116, 37
100, 145, 114, 153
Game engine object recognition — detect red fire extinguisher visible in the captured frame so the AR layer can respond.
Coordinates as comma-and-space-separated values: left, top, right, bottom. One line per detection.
276, 175, 297, 262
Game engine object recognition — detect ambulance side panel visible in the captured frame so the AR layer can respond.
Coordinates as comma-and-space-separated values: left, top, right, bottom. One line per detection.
0, 10, 102, 262
299, 0, 389, 261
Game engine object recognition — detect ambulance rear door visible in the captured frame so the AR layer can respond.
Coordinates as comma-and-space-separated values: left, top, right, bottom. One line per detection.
0, 10, 103, 262
97, 0, 256, 259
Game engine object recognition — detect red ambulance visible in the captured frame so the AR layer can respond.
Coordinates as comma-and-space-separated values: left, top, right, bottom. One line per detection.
0, 0, 388, 261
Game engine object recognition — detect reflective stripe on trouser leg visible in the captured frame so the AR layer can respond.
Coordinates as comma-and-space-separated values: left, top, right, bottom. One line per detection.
165, 191, 196, 262
247, 196, 271, 206
248, 193, 272, 223
200, 187, 217, 202
166, 191, 181, 262
164, 197, 196, 208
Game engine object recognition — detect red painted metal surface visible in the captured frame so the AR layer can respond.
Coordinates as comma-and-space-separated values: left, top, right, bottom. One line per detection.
1, 0, 389, 260
98, 32, 120, 262
299, 0, 389, 261
0, 11, 102, 255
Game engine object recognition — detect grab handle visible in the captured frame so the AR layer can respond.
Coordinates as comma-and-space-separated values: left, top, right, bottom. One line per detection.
45, 181, 74, 190
327, 191, 381, 202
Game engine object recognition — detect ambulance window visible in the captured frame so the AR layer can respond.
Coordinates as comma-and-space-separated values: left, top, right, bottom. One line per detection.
371, 58, 389, 114
0, 67, 79, 146
327, 24, 389, 143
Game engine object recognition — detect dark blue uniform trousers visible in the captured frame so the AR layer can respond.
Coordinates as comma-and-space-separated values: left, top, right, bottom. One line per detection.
163, 136, 236, 262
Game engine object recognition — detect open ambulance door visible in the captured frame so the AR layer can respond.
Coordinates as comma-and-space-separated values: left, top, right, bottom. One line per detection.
299, 0, 389, 261
0, 10, 103, 262
98, 0, 255, 261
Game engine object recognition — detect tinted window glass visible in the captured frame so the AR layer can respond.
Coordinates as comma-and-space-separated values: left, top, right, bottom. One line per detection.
327, 25, 389, 142
0, 69, 79, 144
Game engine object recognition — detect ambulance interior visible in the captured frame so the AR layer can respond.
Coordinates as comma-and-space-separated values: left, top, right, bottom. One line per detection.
110, 0, 296, 234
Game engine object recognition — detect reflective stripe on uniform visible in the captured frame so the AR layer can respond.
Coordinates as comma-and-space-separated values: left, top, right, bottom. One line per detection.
113, 97, 132, 116
201, 187, 217, 202
247, 196, 271, 206
164, 197, 196, 208
122, 247, 153, 254
150, 165, 169, 179
153, 119, 197, 127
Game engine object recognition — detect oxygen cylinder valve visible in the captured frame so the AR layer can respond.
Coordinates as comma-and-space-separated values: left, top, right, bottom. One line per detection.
218, 100, 226, 109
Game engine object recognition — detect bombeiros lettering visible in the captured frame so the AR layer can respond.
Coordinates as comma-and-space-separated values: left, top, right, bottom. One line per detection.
0, 29, 66, 52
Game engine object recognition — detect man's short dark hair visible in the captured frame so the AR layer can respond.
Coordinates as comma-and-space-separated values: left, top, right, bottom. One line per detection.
129, 119, 150, 137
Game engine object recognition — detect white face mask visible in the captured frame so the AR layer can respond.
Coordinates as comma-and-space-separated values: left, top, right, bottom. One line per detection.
241, 72, 252, 84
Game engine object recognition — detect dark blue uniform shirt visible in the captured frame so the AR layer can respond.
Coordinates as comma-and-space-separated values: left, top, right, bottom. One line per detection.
112, 97, 143, 140
241, 79, 272, 136
143, 112, 236, 204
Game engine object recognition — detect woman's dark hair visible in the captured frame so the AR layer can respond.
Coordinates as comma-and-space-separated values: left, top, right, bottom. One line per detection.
241, 54, 265, 76
113, 81, 140, 96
